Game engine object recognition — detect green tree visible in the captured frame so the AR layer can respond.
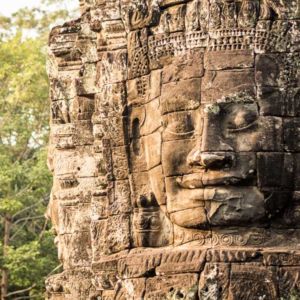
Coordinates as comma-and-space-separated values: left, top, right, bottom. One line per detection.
0, 1, 77, 298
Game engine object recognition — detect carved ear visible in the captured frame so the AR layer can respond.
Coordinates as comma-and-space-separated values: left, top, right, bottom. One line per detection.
132, 118, 141, 155
128, 105, 146, 164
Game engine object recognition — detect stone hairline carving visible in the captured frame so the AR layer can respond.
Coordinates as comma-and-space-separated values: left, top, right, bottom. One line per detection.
46, 0, 300, 299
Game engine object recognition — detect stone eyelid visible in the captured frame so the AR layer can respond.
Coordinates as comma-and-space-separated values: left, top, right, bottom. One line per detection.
227, 119, 258, 132
164, 128, 195, 136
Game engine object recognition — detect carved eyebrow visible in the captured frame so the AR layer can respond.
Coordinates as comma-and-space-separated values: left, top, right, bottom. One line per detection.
227, 120, 258, 132
217, 99, 256, 105
164, 128, 195, 135
163, 123, 195, 135
216, 94, 256, 104
163, 114, 195, 135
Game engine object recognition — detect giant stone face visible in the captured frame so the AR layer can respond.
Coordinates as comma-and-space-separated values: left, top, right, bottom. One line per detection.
127, 1, 299, 232
46, 0, 300, 298
140, 66, 294, 229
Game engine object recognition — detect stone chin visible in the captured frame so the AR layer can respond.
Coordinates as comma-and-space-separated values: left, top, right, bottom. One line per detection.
165, 177, 292, 228
168, 185, 264, 228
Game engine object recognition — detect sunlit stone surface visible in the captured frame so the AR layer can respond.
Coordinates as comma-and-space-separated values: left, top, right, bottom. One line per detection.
46, 0, 300, 299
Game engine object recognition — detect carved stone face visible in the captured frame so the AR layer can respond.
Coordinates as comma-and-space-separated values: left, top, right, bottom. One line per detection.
131, 48, 297, 229
160, 96, 290, 228
46, 0, 300, 298
124, 0, 300, 233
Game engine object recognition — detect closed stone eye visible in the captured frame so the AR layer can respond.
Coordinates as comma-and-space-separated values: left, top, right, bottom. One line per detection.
228, 112, 257, 131
226, 105, 258, 132
165, 121, 195, 135
164, 114, 195, 135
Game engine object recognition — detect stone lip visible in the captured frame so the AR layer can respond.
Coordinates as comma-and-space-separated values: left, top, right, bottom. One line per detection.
177, 174, 245, 188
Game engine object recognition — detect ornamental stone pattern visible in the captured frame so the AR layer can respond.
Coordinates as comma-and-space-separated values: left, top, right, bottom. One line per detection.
46, 0, 300, 299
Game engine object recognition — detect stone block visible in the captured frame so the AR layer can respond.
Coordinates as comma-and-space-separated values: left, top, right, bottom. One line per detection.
165, 176, 205, 213
205, 187, 266, 226
93, 270, 118, 291
91, 219, 107, 261
115, 278, 146, 300
127, 75, 150, 106
50, 78, 77, 101
162, 50, 204, 83
142, 97, 161, 136
111, 146, 129, 180
278, 267, 300, 299
73, 121, 94, 146
226, 116, 283, 152
284, 118, 300, 151
229, 264, 278, 300
46, 269, 96, 300
161, 79, 201, 114
201, 69, 255, 103
97, 50, 127, 85
118, 249, 162, 279
106, 214, 131, 254
170, 207, 208, 228
255, 54, 288, 87
149, 165, 166, 206
257, 152, 294, 188
143, 131, 162, 170
129, 172, 151, 205
69, 95, 94, 122
58, 203, 91, 234
91, 195, 108, 220
199, 263, 230, 300
75, 73, 98, 96
204, 50, 254, 70
129, 138, 148, 173
257, 86, 286, 116
162, 139, 196, 176
95, 82, 126, 118
149, 69, 162, 100
156, 248, 206, 275
294, 153, 300, 190
107, 180, 131, 215
145, 274, 199, 299
58, 232, 92, 269
162, 109, 199, 142
93, 117, 128, 147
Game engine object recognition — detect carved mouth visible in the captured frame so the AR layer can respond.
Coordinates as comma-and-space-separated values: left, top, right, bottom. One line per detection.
176, 172, 251, 189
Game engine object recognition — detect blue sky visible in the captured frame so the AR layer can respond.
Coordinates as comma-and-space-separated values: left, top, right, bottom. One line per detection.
0, 0, 77, 16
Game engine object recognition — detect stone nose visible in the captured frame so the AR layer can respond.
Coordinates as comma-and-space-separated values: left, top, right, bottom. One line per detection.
200, 112, 234, 152
187, 150, 233, 169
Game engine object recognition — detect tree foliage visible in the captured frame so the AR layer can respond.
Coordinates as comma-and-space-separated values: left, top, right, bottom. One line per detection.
0, 1, 76, 298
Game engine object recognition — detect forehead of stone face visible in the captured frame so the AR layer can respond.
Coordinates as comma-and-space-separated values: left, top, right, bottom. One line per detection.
202, 50, 256, 104
158, 50, 203, 114
201, 69, 256, 104
161, 78, 201, 114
